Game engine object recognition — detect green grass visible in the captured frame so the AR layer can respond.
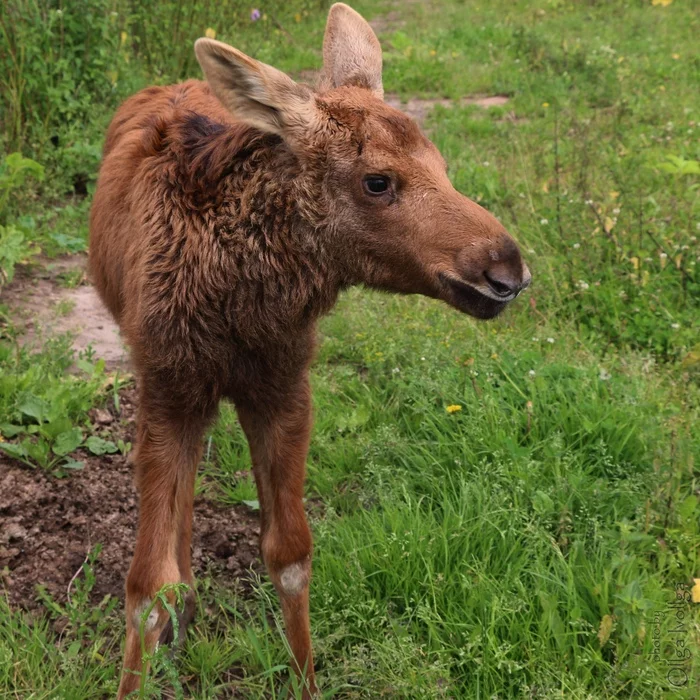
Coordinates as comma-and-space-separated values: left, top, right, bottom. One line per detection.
1, 0, 699, 698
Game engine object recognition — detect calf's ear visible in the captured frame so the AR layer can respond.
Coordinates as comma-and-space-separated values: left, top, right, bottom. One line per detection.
322, 3, 383, 99
195, 38, 317, 138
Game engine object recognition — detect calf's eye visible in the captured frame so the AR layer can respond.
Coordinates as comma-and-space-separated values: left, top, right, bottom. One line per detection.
363, 175, 390, 196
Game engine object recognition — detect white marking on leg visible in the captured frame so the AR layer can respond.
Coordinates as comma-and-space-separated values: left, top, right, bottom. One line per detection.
133, 599, 160, 632
279, 562, 308, 596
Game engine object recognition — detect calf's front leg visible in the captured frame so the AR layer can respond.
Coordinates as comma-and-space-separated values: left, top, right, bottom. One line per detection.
117, 397, 209, 699
237, 378, 316, 697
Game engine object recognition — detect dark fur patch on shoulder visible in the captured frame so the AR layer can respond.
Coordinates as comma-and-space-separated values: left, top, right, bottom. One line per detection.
177, 112, 283, 188
182, 113, 228, 144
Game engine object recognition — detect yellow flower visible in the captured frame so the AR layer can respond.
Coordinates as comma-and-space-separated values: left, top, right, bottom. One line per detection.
542, 102, 550, 108
205, 27, 216, 39
691, 579, 700, 603
294, 13, 301, 22
651, 0, 672, 6
446, 404, 462, 414
429, 49, 437, 57
672, 53, 680, 60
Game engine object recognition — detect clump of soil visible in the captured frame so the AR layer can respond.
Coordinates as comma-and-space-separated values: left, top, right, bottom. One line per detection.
0, 387, 262, 612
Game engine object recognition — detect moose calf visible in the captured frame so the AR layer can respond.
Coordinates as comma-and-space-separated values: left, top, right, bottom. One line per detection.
89, 4, 530, 696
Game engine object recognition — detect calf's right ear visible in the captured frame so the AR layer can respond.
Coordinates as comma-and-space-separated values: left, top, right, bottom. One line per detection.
194, 38, 318, 139
322, 3, 383, 98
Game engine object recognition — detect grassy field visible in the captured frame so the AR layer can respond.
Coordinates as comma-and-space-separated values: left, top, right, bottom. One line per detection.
1, 0, 699, 698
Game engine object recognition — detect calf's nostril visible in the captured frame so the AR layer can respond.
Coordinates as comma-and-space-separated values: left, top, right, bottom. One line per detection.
484, 270, 515, 298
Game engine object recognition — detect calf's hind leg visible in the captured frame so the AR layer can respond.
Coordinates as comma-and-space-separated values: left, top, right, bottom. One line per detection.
117, 394, 211, 699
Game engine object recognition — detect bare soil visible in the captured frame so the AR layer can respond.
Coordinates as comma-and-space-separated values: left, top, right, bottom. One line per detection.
0, 385, 262, 612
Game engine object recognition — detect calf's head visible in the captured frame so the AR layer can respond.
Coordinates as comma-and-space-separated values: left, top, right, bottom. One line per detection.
195, 3, 530, 319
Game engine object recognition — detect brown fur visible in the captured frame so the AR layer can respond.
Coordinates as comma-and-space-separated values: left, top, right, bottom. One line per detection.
89, 5, 529, 697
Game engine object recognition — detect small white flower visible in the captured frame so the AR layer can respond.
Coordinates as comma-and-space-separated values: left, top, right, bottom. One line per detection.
671, 323, 680, 330
573, 243, 581, 249
519, 193, 526, 199
532, 337, 539, 342
577, 280, 589, 290
56, 8, 63, 15
660, 252, 668, 259
599, 368, 611, 381
546, 337, 554, 344
540, 218, 549, 225
528, 248, 536, 254
644, 257, 653, 263
585, 199, 593, 205
392, 367, 400, 374
613, 208, 620, 215
482, 161, 490, 167
528, 370, 536, 377
421, 357, 426, 361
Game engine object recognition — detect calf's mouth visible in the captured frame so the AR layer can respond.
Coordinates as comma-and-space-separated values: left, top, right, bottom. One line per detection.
438, 272, 511, 320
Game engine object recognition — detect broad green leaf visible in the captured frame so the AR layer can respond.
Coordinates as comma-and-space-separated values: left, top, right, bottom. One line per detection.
0, 442, 28, 459
53, 427, 84, 456
85, 436, 118, 455
0, 423, 25, 438
18, 394, 49, 424
41, 417, 74, 440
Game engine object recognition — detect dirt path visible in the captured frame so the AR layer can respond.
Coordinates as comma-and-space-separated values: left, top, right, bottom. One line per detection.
2, 254, 128, 369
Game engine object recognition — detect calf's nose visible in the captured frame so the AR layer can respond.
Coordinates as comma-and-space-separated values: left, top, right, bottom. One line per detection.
484, 263, 531, 298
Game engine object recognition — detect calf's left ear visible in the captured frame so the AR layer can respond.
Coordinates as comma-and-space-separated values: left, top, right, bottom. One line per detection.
194, 38, 318, 139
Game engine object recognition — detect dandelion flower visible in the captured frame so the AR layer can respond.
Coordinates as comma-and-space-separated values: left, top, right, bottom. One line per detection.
446, 404, 462, 413
205, 27, 216, 38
